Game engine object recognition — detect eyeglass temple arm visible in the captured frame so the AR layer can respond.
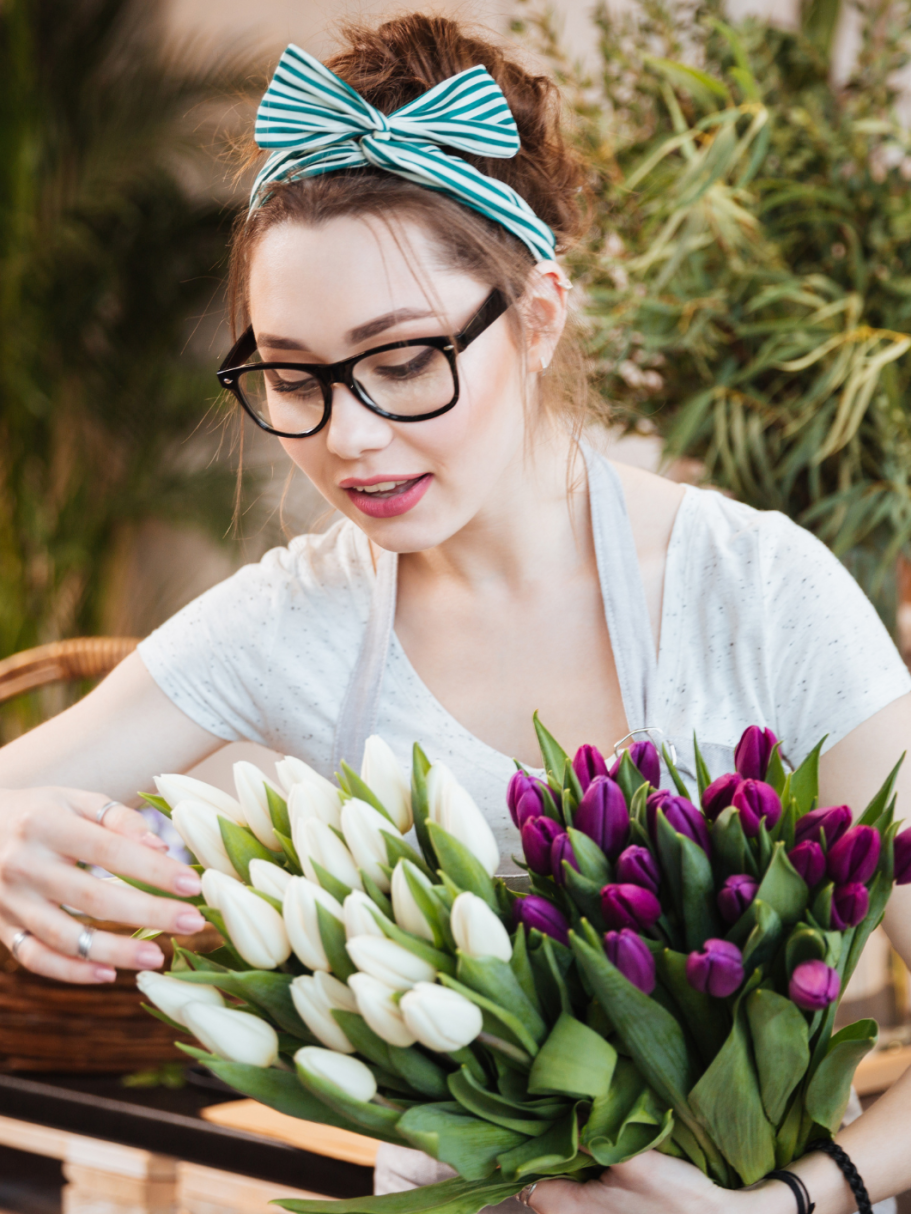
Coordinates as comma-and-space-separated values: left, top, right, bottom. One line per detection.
220, 326, 258, 373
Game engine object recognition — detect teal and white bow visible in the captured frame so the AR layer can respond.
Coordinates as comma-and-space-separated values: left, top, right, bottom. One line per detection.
250, 44, 557, 263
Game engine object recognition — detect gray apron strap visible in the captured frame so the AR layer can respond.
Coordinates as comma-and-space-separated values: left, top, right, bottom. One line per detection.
331, 545, 398, 772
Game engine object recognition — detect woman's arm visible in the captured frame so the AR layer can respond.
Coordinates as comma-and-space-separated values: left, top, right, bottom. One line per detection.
0, 651, 225, 982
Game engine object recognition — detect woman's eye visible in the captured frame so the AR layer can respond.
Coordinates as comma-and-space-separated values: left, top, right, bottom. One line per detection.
374, 347, 436, 380
268, 373, 320, 398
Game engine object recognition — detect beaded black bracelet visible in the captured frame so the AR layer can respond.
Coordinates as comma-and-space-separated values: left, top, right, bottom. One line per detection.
806, 1139, 873, 1214
764, 1168, 815, 1214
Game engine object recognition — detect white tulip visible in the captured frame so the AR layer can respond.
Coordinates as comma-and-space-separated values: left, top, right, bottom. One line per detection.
450, 891, 512, 963
340, 799, 397, 893
171, 800, 240, 878
276, 756, 341, 803
201, 870, 291, 970
295, 1046, 377, 1103
346, 935, 436, 991
233, 761, 283, 852
182, 1002, 278, 1067
343, 890, 388, 939
290, 972, 358, 1053
391, 861, 436, 942
136, 971, 223, 1028
348, 972, 416, 1047
248, 858, 293, 900
283, 876, 344, 972
400, 982, 483, 1052
287, 780, 343, 833
297, 818, 363, 893
426, 763, 500, 876
154, 774, 245, 823
361, 736, 413, 833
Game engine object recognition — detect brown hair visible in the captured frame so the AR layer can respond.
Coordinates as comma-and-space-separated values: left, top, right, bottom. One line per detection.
228, 13, 591, 423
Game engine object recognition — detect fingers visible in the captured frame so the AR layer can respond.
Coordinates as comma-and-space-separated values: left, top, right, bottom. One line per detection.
26, 863, 205, 937
81, 798, 169, 852
526, 1179, 598, 1214
3, 920, 116, 985
9, 896, 170, 972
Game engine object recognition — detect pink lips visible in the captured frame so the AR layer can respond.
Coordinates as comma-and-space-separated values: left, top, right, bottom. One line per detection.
343, 474, 433, 518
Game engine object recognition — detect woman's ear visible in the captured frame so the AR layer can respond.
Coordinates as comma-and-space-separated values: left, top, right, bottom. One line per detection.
521, 262, 571, 374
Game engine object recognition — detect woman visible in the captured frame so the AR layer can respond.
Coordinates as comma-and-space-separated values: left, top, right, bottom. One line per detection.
0, 14, 909, 1213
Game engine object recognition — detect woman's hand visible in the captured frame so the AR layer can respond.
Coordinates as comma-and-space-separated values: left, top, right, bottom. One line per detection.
0, 786, 205, 983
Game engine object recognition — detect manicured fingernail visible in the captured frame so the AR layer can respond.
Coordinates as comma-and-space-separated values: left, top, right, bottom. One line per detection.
136, 944, 164, 967
174, 873, 201, 896
94, 967, 117, 982
141, 832, 169, 850
175, 911, 206, 934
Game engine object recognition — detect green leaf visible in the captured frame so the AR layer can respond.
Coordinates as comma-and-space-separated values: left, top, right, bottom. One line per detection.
448, 1068, 563, 1135
528, 1012, 617, 1100
560, 864, 606, 932
566, 828, 611, 885
277, 1175, 527, 1214
790, 739, 826, 817
439, 974, 539, 1058
533, 713, 571, 786
316, 901, 356, 981
497, 1110, 579, 1181
679, 833, 721, 950
427, 821, 498, 912
805, 1019, 878, 1132
296, 1054, 404, 1140
310, 859, 352, 905
745, 988, 809, 1125
266, 785, 292, 837
509, 924, 542, 1014
362, 872, 394, 920
172, 968, 315, 1040
785, 924, 828, 976
712, 806, 758, 880
587, 1075, 674, 1166
753, 843, 808, 927
116, 873, 203, 906
381, 914, 456, 977
764, 745, 788, 798
396, 1103, 530, 1184
141, 1003, 187, 1034
457, 954, 546, 1043
656, 949, 731, 1069
388, 1046, 450, 1100
614, 751, 647, 807
198, 907, 250, 969
218, 818, 280, 884
662, 744, 692, 800
693, 735, 712, 802
411, 744, 438, 870
857, 753, 905, 827
340, 761, 396, 824
741, 900, 784, 972
644, 55, 732, 109
139, 792, 172, 818
275, 830, 303, 876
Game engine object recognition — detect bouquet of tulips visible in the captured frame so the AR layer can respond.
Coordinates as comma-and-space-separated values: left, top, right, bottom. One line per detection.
134, 722, 911, 1214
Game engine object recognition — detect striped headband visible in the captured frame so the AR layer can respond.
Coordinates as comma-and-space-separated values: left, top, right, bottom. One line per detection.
250, 44, 557, 264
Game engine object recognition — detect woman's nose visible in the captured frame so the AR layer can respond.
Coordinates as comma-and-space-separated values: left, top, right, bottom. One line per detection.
324, 383, 394, 459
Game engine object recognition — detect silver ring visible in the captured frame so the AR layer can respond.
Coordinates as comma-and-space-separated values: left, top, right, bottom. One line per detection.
518, 1183, 538, 1207
10, 929, 31, 962
96, 801, 120, 825
76, 926, 96, 960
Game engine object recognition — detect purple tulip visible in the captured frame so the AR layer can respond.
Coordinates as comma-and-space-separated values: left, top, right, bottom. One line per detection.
550, 833, 580, 886
572, 744, 609, 792
686, 939, 744, 998
788, 840, 826, 886
610, 741, 661, 790
507, 771, 554, 829
702, 772, 741, 821
601, 883, 662, 932
827, 826, 881, 886
734, 726, 778, 780
789, 960, 840, 1010
831, 882, 870, 930
604, 929, 656, 994
616, 845, 660, 895
521, 816, 565, 877
647, 791, 711, 855
895, 828, 911, 885
717, 874, 758, 925
731, 780, 782, 838
513, 895, 570, 946
574, 776, 630, 861
794, 805, 852, 849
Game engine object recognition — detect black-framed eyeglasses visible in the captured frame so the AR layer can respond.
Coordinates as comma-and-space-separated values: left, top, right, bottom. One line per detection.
216, 289, 509, 439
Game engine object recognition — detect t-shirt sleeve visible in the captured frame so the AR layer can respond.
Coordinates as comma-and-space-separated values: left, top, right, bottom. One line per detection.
759, 513, 911, 765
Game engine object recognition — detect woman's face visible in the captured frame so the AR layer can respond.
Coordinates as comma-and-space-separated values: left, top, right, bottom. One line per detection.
246, 215, 560, 553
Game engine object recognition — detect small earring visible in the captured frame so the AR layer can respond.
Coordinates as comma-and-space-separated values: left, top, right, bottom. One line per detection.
540, 358, 550, 373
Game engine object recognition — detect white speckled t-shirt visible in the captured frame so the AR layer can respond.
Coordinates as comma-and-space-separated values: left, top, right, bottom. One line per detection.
138, 468, 911, 869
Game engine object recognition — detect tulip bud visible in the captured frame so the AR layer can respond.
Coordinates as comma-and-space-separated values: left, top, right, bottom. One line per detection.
348, 971, 416, 1046
450, 891, 512, 963
610, 741, 660, 790
155, 774, 246, 823
182, 1003, 278, 1067
340, 799, 395, 893
789, 960, 840, 1010
346, 934, 437, 991
343, 890, 387, 939
286, 779, 343, 833
601, 883, 662, 932
400, 981, 483, 1052
734, 726, 777, 780
290, 972, 358, 1053
603, 929, 655, 994
686, 939, 744, 998
276, 755, 340, 803
788, 840, 826, 886
136, 971, 224, 1028
171, 800, 241, 878
295, 1046, 377, 1103
283, 876, 344, 972
520, 816, 564, 876
298, 817, 363, 893
361, 735, 413, 833
202, 869, 291, 970
616, 845, 660, 895
702, 772, 740, 821
233, 761, 285, 852
794, 805, 852, 849
895, 827, 911, 885
507, 772, 553, 829
574, 776, 630, 860
550, 832, 579, 886
647, 792, 711, 854
717, 874, 758, 925
831, 881, 869, 930
513, 895, 570, 946
827, 825, 881, 886
390, 861, 436, 942
731, 780, 781, 837
572, 744, 609, 792
248, 859, 293, 900
426, 764, 500, 876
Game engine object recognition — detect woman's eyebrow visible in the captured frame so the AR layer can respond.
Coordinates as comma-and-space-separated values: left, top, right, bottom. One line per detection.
256, 307, 441, 353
